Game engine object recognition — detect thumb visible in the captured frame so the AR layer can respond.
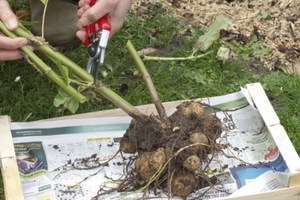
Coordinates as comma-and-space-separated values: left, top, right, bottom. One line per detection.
0, 0, 18, 30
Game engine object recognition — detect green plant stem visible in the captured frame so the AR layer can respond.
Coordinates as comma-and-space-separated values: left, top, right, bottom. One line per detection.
41, 0, 48, 39
94, 83, 144, 119
126, 40, 169, 123
22, 47, 86, 102
14, 25, 94, 83
143, 51, 213, 61
0, 21, 86, 102
1, 21, 145, 118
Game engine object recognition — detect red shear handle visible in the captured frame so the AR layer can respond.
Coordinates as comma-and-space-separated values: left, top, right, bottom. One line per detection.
84, 14, 111, 46
90, 0, 96, 5
98, 14, 111, 31
84, 24, 96, 46
84, 0, 99, 46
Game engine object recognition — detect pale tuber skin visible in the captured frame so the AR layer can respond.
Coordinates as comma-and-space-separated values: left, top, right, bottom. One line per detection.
171, 171, 196, 198
136, 148, 166, 181
182, 154, 201, 172
189, 132, 209, 152
177, 101, 205, 118
149, 148, 166, 171
135, 152, 152, 181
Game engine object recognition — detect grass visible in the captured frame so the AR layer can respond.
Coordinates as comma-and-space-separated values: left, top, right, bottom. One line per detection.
0, 177, 2, 200
1, 3, 300, 200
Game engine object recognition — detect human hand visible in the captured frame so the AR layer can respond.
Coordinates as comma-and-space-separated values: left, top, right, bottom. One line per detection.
76, 0, 131, 41
0, 0, 29, 61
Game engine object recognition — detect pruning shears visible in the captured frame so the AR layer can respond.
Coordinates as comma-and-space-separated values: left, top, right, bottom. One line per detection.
84, 0, 111, 83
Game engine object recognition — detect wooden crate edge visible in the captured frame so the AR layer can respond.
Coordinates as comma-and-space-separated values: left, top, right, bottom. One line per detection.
0, 116, 24, 200
246, 83, 300, 182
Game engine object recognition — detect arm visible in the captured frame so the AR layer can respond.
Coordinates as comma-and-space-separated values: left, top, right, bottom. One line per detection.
0, 0, 28, 61
76, 0, 131, 41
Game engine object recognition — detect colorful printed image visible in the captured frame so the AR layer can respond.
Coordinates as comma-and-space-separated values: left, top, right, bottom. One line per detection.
230, 154, 288, 188
15, 142, 48, 174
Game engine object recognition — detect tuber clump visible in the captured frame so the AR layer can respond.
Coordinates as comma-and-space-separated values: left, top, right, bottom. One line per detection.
117, 101, 223, 198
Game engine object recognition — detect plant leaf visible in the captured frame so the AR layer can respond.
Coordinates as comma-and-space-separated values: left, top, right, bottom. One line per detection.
57, 62, 71, 85
53, 93, 65, 107
54, 88, 72, 107
53, 88, 79, 114
195, 15, 229, 52
39, 0, 48, 5
67, 98, 79, 114
58, 88, 71, 98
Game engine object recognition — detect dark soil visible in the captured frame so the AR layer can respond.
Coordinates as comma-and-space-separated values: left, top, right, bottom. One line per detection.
117, 101, 223, 198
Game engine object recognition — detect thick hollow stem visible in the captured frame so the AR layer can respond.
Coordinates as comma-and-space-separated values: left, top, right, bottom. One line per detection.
0, 21, 86, 103
126, 40, 169, 123
1, 21, 145, 118
14, 25, 94, 83
22, 47, 86, 103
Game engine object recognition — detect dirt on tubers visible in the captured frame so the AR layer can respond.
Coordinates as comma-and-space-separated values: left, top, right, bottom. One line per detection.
119, 101, 223, 198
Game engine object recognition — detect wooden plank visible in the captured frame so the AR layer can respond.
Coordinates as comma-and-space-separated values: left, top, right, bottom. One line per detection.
246, 82, 280, 126
289, 173, 300, 187
246, 83, 300, 175
0, 116, 17, 158
1, 158, 24, 200
0, 116, 24, 200
268, 125, 300, 173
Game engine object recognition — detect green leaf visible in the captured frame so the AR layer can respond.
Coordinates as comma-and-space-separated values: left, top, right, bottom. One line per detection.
53, 88, 80, 113
195, 15, 229, 52
53, 94, 65, 107
57, 62, 71, 85
54, 88, 71, 107
67, 98, 79, 114
58, 88, 71, 98
40, 0, 48, 5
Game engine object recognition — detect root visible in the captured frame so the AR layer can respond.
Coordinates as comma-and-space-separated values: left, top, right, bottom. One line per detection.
95, 101, 248, 199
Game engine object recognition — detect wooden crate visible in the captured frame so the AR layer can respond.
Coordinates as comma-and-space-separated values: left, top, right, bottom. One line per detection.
1, 83, 300, 200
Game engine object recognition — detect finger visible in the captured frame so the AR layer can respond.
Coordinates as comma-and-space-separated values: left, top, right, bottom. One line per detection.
77, 4, 90, 18
76, 18, 85, 30
79, 0, 117, 27
78, 0, 90, 7
108, 17, 124, 38
0, 49, 24, 61
109, 0, 131, 37
0, 0, 18, 30
76, 29, 86, 42
0, 34, 28, 49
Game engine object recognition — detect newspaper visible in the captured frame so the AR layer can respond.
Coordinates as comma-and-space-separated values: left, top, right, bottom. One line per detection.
10, 87, 290, 200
